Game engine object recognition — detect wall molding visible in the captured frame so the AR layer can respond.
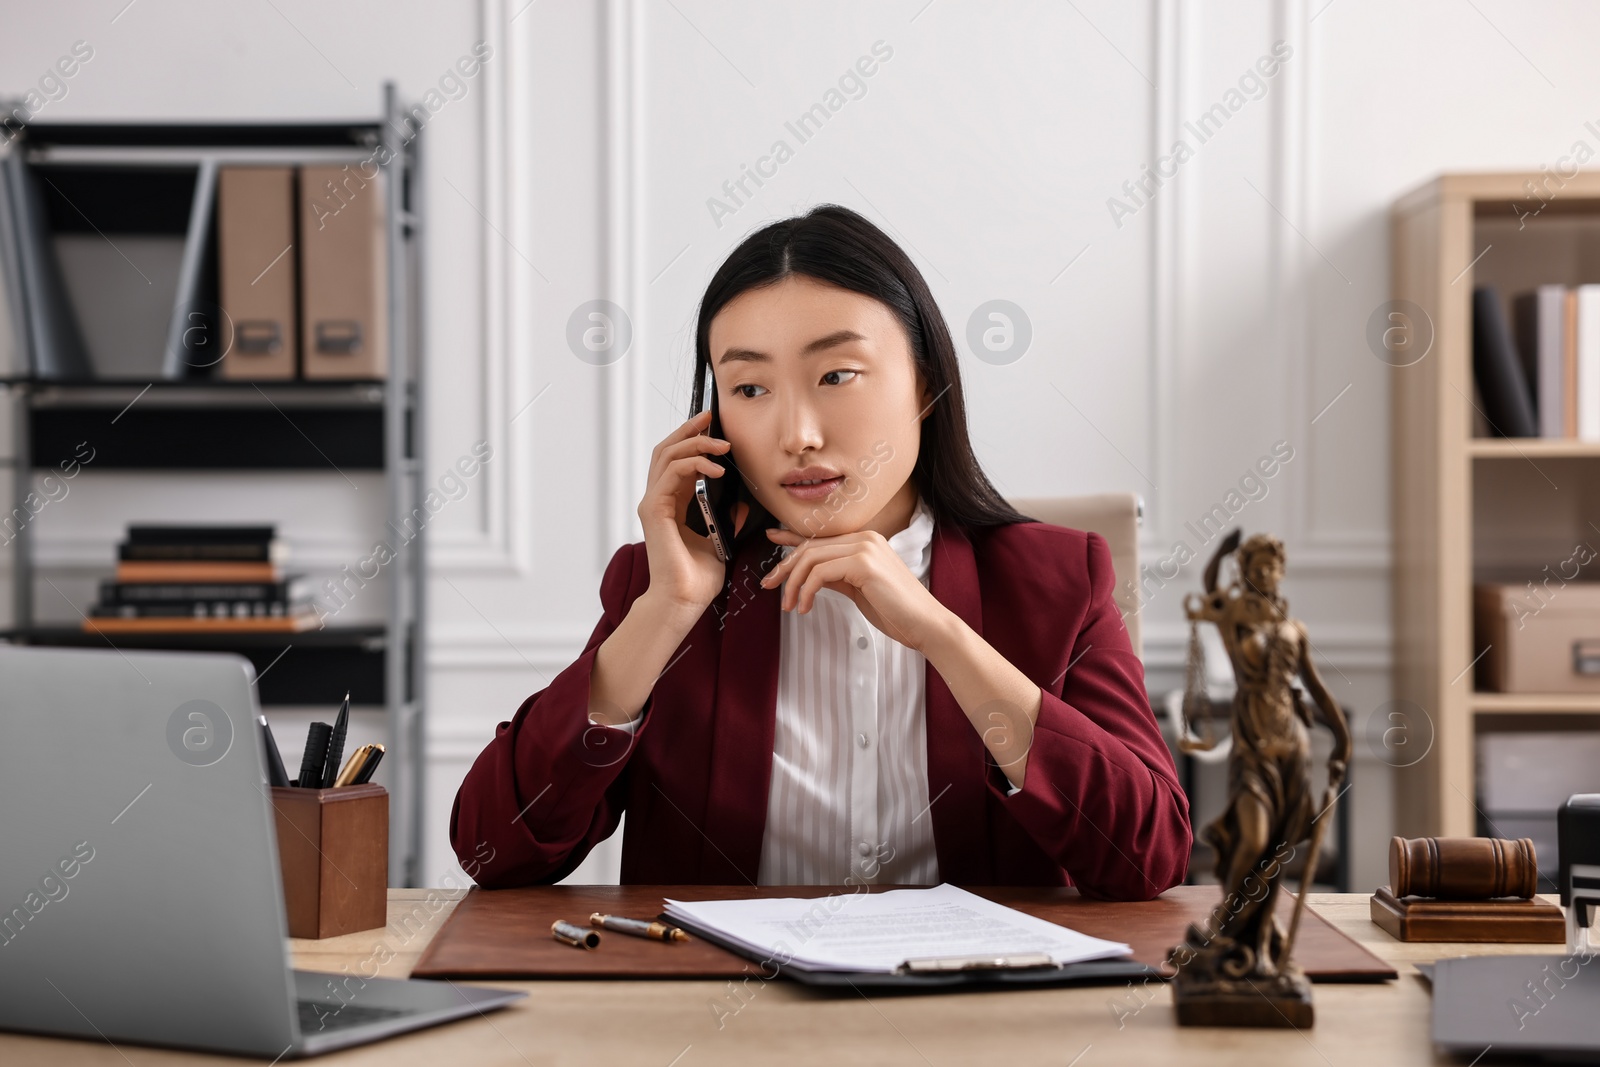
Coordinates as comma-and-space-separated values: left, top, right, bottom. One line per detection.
602, 0, 647, 560
1149, 0, 1183, 549
424, 0, 536, 578
430, 0, 1393, 685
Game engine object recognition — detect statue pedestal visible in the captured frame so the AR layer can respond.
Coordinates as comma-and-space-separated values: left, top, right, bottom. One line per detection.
1172, 967, 1314, 1028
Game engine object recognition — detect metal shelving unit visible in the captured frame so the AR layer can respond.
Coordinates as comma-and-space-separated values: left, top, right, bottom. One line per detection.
0, 85, 427, 886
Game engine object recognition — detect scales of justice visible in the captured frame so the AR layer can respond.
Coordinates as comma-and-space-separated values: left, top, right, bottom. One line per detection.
1167, 528, 1351, 1027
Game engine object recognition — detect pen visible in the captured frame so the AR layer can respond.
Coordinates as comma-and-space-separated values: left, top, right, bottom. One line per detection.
296, 722, 332, 789
259, 716, 290, 788
333, 744, 372, 788
589, 913, 689, 942
352, 743, 384, 784
321, 691, 350, 788
552, 920, 600, 949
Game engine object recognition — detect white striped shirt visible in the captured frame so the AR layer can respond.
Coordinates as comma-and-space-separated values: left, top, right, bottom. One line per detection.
757, 494, 940, 886
596, 493, 1003, 885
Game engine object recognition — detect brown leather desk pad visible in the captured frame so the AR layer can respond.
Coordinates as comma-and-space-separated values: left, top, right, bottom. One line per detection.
410, 884, 1396, 982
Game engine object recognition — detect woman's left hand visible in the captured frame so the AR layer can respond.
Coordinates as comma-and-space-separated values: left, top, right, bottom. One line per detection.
760, 527, 952, 652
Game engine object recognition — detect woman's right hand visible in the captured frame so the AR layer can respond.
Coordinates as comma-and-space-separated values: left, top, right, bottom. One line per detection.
636, 409, 749, 616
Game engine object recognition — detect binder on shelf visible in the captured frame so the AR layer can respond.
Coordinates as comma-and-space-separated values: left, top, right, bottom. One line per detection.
0, 150, 29, 379
1566, 288, 1580, 438
1512, 285, 1568, 439
299, 164, 387, 381
162, 157, 220, 379
1470, 285, 1537, 438
1579, 284, 1600, 442
36, 159, 212, 381
0, 150, 91, 380
218, 166, 297, 380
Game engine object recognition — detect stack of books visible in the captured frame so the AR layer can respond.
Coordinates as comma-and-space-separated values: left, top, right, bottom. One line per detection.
84, 525, 320, 633
1473, 282, 1600, 439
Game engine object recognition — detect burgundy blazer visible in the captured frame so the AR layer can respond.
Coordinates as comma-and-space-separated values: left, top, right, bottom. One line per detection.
450, 517, 1193, 900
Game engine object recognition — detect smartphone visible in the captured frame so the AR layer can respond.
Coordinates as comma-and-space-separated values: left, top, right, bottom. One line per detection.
685, 395, 739, 563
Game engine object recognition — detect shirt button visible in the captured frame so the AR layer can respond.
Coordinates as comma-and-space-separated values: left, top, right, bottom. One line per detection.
856, 635, 868, 649
858, 732, 870, 748
858, 842, 872, 857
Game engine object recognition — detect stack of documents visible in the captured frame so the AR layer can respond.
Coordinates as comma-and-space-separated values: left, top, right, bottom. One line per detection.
663, 883, 1130, 974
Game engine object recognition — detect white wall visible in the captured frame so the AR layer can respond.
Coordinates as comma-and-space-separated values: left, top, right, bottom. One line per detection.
7, 0, 1597, 893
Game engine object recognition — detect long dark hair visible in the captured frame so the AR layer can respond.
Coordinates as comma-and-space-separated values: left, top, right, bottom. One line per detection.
691, 203, 1034, 553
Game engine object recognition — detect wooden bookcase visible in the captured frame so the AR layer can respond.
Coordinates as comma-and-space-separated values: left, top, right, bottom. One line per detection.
1392, 171, 1600, 839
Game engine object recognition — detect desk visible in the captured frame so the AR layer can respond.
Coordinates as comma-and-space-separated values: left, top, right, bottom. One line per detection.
4, 890, 1567, 1065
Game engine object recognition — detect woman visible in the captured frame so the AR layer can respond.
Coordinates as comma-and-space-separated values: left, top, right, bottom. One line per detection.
450, 204, 1191, 899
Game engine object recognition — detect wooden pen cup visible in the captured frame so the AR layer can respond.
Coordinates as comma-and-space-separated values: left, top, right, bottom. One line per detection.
270, 784, 388, 939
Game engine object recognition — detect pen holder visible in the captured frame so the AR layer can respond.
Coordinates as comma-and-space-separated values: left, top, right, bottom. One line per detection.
270, 784, 388, 939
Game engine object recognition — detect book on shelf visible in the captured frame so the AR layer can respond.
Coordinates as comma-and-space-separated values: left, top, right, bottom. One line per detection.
120, 524, 286, 563
91, 602, 303, 619
98, 577, 309, 605
1580, 285, 1600, 441
115, 560, 280, 583
95, 575, 312, 620
82, 615, 323, 635
1471, 285, 1537, 438
1512, 285, 1567, 438
112, 524, 283, 583
84, 524, 317, 634
1489, 282, 1600, 440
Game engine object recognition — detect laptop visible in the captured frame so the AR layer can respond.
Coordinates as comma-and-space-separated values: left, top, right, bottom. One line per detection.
1431, 953, 1600, 1062
0, 644, 524, 1059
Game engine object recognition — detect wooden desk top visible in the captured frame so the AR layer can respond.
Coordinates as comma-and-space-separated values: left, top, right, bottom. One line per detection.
5, 889, 1569, 1065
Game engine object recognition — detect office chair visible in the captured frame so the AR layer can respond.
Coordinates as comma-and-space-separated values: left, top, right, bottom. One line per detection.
1006, 493, 1143, 660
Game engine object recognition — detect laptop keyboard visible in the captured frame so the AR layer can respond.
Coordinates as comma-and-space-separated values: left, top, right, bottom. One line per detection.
297, 998, 410, 1033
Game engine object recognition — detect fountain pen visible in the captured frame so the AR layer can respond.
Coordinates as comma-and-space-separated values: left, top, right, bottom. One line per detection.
589, 913, 689, 942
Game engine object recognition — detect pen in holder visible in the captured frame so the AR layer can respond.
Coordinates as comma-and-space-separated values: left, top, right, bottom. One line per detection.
270, 783, 388, 939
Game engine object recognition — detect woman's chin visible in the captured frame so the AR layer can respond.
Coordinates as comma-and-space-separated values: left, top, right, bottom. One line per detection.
771, 508, 857, 538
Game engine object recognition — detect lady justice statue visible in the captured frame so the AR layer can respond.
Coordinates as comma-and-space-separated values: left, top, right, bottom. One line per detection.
1168, 529, 1351, 1027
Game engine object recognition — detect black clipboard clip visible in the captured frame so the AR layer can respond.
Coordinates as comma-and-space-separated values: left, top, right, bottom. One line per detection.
897, 952, 1058, 974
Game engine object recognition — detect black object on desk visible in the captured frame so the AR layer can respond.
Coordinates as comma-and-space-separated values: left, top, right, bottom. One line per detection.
320, 691, 350, 788
1560, 793, 1600, 952
259, 715, 290, 788
296, 721, 332, 788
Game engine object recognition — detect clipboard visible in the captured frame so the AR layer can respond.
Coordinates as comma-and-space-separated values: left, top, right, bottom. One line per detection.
664, 911, 1162, 990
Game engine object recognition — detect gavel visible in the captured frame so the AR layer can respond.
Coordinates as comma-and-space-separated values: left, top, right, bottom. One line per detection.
1389, 836, 1539, 900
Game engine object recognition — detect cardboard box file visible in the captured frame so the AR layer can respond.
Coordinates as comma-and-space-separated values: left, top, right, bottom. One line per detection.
1475, 581, 1600, 693
298, 165, 388, 380
218, 167, 297, 379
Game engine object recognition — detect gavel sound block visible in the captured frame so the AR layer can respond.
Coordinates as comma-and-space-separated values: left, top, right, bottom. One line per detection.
1370, 836, 1565, 943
